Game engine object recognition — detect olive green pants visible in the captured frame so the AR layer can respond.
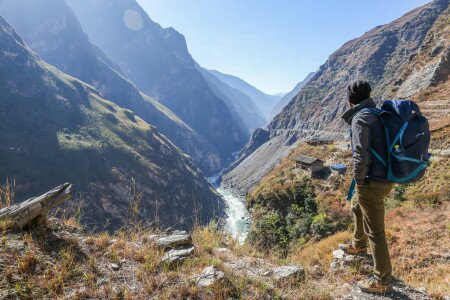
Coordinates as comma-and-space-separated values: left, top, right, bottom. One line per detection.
351, 181, 394, 284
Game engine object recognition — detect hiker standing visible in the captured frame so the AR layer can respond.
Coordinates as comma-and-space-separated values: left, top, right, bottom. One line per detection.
341, 80, 394, 293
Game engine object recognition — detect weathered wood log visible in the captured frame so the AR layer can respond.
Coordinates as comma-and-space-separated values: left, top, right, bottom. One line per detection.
0, 183, 72, 229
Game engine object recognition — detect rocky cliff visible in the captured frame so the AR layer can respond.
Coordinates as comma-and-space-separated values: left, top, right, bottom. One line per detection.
223, 0, 450, 195
66, 0, 248, 171
270, 71, 317, 118
0, 16, 223, 231
208, 69, 281, 120
198, 67, 267, 132
0, 0, 221, 174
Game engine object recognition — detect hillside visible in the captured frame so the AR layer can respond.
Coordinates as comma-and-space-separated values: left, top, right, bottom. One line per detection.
198, 67, 267, 132
208, 69, 281, 120
0, 16, 223, 231
66, 0, 249, 171
0, 194, 447, 299
223, 0, 450, 195
270, 72, 316, 118
0, 0, 222, 174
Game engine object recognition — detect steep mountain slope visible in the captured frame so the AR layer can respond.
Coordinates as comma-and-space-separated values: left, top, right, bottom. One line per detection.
223, 0, 450, 195
0, 0, 220, 174
270, 72, 317, 118
65, 0, 248, 169
0, 16, 223, 230
208, 70, 281, 120
198, 67, 267, 132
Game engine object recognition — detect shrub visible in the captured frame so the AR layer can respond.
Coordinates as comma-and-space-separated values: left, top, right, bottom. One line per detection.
248, 208, 288, 255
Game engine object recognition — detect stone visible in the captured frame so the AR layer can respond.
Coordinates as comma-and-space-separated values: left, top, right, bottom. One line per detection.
171, 230, 188, 235
310, 264, 323, 277
429, 42, 444, 57
156, 233, 192, 249
147, 234, 159, 241
333, 249, 345, 260
196, 266, 225, 287
330, 261, 340, 271
111, 263, 120, 271
271, 265, 305, 280
161, 245, 195, 266
346, 280, 433, 299
213, 247, 230, 254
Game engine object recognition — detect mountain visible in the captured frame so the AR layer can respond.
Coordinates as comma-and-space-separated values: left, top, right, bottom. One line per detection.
208, 70, 281, 120
197, 67, 267, 132
270, 72, 317, 118
65, 0, 248, 171
223, 0, 450, 195
0, 16, 223, 230
0, 0, 222, 174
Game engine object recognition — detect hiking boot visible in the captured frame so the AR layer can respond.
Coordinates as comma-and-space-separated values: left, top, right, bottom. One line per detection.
357, 277, 393, 294
340, 242, 367, 255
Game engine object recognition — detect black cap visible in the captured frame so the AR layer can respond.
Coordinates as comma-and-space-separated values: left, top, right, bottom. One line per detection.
347, 80, 371, 104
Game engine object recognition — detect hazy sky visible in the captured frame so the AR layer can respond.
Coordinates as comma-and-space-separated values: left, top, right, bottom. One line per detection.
137, 0, 431, 94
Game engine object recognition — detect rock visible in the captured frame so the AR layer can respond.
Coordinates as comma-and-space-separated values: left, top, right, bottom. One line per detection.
196, 266, 225, 287
110, 263, 120, 271
96, 278, 107, 286
271, 265, 304, 281
156, 233, 192, 249
330, 261, 340, 272
344, 255, 356, 262
8, 240, 25, 252
310, 264, 323, 277
333, 249, 345, 260
147, 234, 159, 241
345, 280, 432, 299
213, 247, 230, 254
160, 245, 195, 266
171, 230, 188, 235
429, 42, 444, 57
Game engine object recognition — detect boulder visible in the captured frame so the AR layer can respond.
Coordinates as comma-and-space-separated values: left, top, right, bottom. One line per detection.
156, 232, 192, 249
196, 266, 225, 287
271, 265, 304, 280
160, 245, 195, 266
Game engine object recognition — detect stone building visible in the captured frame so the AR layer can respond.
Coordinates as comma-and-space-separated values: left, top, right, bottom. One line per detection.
295, 155, 327, 178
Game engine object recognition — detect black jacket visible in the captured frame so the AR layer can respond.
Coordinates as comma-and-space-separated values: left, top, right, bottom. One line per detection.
342, 98, 389, 185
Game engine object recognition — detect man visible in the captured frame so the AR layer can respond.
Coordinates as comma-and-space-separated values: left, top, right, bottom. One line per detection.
341, 80, 394, 294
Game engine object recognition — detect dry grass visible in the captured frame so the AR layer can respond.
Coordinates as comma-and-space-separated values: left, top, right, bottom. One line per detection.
406, 157, 449, 205
386, 202, 450, 298
287, 231, 352, 269
0, 178, 15, 208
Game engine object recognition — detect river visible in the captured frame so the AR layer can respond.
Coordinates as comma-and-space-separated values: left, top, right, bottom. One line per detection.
217, 187, 250, 243
208, 176, 250, 243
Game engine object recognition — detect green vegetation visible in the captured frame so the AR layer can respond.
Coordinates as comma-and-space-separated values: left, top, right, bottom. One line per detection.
247, 175, 350, 256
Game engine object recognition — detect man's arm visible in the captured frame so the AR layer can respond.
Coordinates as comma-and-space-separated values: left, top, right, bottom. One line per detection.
351, 115, 372, 185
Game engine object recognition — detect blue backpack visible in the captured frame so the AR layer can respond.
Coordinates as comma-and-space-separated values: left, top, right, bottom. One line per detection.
347, 100, 431, 200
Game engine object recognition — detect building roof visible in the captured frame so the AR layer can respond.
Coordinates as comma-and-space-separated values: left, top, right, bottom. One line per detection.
306, 137, 334, 143
295, 155, 323, 165
331, 164, 348, 171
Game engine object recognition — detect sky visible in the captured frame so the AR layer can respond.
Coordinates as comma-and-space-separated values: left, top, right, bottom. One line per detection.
137, 0, 431, 94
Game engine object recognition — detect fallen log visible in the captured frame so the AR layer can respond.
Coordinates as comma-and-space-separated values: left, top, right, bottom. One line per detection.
0, 183, 72, 229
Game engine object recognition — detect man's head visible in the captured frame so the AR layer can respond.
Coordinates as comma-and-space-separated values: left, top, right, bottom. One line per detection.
347, 80, 371, 106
